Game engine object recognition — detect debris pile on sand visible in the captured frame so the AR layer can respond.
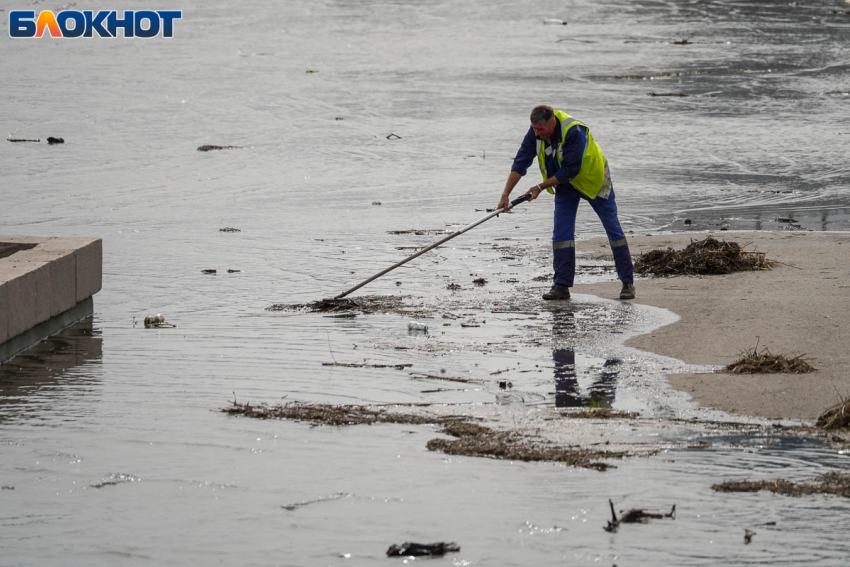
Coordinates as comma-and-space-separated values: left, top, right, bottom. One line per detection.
222, 400, 626, 470
569, 409, 639, 419
634, 237, 773, 276
712, 472, 850, 498
817, 397, 850, 430
724, 344, 815, 374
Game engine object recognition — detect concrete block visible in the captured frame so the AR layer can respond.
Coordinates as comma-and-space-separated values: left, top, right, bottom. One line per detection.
74, 238, 102, 303
0, 277, 8, 344
4, 247, 78, 318
3, 262, 51, 339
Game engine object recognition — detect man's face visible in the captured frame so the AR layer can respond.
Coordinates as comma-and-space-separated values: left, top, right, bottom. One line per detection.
531, 117, 557, 141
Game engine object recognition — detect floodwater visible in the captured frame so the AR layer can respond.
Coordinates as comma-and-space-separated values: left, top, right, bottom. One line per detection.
2, 0, 850, 565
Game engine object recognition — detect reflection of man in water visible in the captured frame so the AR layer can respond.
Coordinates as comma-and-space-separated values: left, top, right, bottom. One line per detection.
553, 349, 620, 408
497, 105, 635, 301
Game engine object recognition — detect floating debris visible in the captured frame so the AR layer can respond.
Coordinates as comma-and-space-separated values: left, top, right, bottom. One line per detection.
143, 314, 176, 329
306, 69, 319, 73
745, 529, 756, 544
498, 380, 512, 389
219, 227, 241, 232
408, 321, 429, 333
387, 542, 460, 557
223, 401, 625, 469
604, 499, 676, 532
817, 397, 850, 430
282, 491, 350, 511
47, 136, 64, 144
387, 228, 450, 235
611, 71, 679, 80
569, 409, 639, 419
223, 400, 450, 426
7, 138, 39, 143
634, 237, 773, 276
197, 144, 241, 151
425, 421, 624, 470
670, 39, 694, 44
322, 362, 412, 370
472, 277, 487, 286
409, 373, 479, 384
227, 269, 241, 273
724, 343, 815, 374
267, 295, 433, 318
90, 472, 140, 489
201, 269, 217, 274
372, 201, 382, 205
386, 133, 402, 140
775, 217, 798, 224
712, 472, 850, 498
648, 92, 690, 97
447, 282, 462, 290
542, 18, 567, 25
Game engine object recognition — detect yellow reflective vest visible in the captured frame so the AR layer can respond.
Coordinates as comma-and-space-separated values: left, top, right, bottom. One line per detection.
537, 110, 607, 199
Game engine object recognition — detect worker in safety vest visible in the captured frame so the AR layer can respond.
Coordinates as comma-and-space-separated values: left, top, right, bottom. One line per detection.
497, 105, 635, 301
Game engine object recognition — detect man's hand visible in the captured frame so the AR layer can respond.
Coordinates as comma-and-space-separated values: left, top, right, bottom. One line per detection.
525, 184, 543, 201
497, 193, 512, 212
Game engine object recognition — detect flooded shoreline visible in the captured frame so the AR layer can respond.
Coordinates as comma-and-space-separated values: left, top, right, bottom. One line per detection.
3, 0, 850, 564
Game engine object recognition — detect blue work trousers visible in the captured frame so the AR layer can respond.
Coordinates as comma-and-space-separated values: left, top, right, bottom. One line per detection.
552, 186, 633, 286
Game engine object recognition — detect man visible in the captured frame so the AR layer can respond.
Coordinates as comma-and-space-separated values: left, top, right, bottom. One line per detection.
497, 105, 635, 300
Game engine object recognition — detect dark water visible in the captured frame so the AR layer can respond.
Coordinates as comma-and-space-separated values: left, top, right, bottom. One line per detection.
2, 0, 850, 565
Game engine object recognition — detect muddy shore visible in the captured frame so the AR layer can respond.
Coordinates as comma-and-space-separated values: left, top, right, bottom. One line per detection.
577, 231, 850, 421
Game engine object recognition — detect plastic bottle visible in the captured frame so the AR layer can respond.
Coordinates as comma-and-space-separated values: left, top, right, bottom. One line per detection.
407, 321, 429, 334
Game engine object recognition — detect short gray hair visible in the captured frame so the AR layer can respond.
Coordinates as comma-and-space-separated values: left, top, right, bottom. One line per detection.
530, 105, 555, 124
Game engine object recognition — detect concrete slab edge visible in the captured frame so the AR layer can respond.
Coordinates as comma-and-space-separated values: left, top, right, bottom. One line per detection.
0, 297, 93, 365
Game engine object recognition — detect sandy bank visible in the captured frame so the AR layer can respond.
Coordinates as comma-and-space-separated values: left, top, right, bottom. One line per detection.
575, 231, 850, 421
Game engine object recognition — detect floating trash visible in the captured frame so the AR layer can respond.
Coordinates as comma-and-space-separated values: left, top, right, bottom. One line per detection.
408, 321, 429, 334
47, 136, 64, 144
143, 314, 176, 328
197, 144, 241, 151
542, 18, 567, 25
386, 542, 460, 557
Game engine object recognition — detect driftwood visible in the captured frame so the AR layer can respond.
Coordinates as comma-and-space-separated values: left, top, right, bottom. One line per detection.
604, 499, 676, 532
386, 542, 459, 557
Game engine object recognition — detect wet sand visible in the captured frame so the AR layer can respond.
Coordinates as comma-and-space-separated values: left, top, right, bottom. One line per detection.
576, 231, 850, 421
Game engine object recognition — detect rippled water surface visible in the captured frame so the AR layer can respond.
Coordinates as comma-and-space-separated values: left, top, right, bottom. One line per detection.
2, 0, 850, 565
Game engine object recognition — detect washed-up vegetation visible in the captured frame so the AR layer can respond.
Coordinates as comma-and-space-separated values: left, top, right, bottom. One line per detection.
713, 472, 850, 498
724, 344, 815, 374
266, 294, 432, 317
634, 237, 773, 276
197, 144, 241, 151
568, 409, 639, 419
817, 397, 850, 430
222, 400, 625, 470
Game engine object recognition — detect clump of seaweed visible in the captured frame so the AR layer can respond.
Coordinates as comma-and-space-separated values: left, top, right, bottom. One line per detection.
724, 342, 815, 374
223, 400, 625, 470
266, 295, 432, 317
817, 397, 850, 430
712, 472, 850, 498
221, 400, 441, 426
425, 421, 624, 471
634, 237, 773, 276
568, 409, 639, 419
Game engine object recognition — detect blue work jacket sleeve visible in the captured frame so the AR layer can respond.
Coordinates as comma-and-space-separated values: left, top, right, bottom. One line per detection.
553, 125, 587, 185
510, 128, 538, 176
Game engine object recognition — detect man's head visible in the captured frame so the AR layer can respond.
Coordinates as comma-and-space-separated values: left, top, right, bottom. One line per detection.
530, 105, 557, 140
